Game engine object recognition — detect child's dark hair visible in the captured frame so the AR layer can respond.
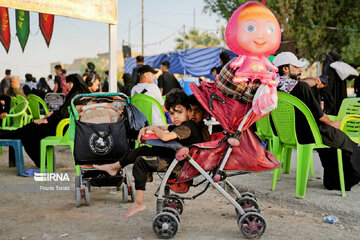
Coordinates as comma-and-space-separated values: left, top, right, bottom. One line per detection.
165, 89, 190, 111
188, 94, 202, 108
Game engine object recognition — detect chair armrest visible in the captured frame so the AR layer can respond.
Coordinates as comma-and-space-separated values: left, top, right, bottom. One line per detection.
327, 114, 338, 121
340, 114, 360, 131
56, 118, 70, 136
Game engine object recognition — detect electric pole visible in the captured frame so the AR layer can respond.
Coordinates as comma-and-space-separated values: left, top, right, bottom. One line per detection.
141, 0, 144, 55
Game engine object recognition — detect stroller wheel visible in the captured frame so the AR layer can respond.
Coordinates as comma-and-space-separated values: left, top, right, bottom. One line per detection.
75, 176, 81, 188
130, 183, 136, 202
235, 197, 260, 215
84, 187, 90, 206
122, 183, 129, 202
237, 212, 266, 239
163, 196, 184, 215
75, 187, 81, 207
153, 212, 180, 239
162, 207, 181, 223
240, 192, 257, 201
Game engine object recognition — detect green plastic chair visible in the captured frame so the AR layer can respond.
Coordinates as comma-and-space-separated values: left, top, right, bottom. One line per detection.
1, 101, 28, 130
271, 92, 345, 198
27, 94, 49, 120
255, 114, 279, 154
16, 94, 32, 124
328, 98, 360, 143
40, 118, 73, 173
131, 94, 167, 126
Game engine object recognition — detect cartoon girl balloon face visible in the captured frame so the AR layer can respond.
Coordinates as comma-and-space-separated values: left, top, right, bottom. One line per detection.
226, 1, 281, 57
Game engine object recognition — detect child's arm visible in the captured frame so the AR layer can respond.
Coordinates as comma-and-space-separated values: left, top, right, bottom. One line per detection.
137, 125, 176, 143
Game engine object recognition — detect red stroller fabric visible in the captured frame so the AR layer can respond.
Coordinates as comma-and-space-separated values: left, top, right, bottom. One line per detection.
171, 81, 280, 186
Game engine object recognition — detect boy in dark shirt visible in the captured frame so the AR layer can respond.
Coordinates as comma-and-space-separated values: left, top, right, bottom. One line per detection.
94, 89, 202, 217
188, 94, 211, 142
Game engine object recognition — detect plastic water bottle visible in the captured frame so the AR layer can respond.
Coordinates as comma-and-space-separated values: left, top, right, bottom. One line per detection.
324, 215, 339, 224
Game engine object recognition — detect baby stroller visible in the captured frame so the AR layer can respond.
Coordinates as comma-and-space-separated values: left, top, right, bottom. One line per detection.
44, 93, 65, 111
69, 93, 145, 207
149, 81, 280, 239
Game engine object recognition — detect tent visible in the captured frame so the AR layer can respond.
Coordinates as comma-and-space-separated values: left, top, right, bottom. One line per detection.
124, 47, 237, 79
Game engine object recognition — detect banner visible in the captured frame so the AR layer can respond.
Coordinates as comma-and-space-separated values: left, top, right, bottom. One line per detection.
16, 9, 30, 52
0, 0, 117, 24
0, 7, 10, 53
39, 13, 54, 47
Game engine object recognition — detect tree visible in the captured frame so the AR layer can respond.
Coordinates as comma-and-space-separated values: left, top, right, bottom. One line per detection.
203, 0, 360, 65
175, 29, 223, 50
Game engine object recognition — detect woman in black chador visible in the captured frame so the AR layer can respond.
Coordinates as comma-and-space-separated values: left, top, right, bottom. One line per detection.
0, 74, 90, 167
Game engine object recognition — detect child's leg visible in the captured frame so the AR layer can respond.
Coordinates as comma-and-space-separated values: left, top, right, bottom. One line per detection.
122, 156, 170, 218
94, 146, 153, 176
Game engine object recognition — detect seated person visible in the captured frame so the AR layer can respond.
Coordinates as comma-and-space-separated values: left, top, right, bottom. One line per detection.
188, 94, 210, 142
0, 74, 90, 167
7, 76, 26, 99
94, 89, 203, 218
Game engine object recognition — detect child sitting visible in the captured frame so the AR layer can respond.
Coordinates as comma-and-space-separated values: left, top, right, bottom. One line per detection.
188, 94, 210, 142
94, 89, 203, 218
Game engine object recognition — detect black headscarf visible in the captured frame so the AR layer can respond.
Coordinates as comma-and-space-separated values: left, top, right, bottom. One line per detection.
319, 51, 345, 115
47, 74, 90, 124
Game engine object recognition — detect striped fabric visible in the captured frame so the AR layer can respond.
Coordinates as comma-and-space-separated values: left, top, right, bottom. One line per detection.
216, 57, 261, 104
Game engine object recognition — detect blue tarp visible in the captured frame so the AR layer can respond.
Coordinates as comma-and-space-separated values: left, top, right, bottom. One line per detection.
124, 47, 237, 79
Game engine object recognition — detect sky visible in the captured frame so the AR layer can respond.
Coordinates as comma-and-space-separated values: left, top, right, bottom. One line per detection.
0, 0, 226, 80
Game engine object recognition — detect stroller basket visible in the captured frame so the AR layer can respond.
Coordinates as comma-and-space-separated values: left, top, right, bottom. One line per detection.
44, 93, 65, 111
69, 93, 130, 165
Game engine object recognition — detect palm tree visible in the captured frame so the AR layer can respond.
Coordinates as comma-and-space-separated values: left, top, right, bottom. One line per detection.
175, 29, 223, 50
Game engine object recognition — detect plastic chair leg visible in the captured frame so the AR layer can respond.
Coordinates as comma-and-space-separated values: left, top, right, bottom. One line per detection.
46, 146, 54, 173
13, 141, 24, 176
336, 149, 346, 197
271, 142, 283, 191
282, 147, 292, 174
296, 145, 313, 198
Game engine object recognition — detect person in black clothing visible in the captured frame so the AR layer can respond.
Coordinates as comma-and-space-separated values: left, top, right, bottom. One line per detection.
94, 89, 203, 218
0, 69, 11, 94
273, 52, 360, 191
318, 52, 344, 115
53, 65, 63, 94
157, 60, 181, 95
355, 75, 360, 97
118, 73, 132, 96
101, 70, 123, 93
0, 74, 90, 167
131, 55, 144, 86
216, 51, 230, 74
38, 77, 52, 94
188, 94, 210, 142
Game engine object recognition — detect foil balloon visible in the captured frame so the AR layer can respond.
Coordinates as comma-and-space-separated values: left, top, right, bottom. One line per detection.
225, 1, 281, 86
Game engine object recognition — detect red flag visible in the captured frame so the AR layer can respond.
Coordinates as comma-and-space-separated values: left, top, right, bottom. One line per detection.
39, 13, 54, 47
0, 7, 10, 53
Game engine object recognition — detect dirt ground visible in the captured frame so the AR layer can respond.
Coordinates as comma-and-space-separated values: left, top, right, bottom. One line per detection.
1, 147, 360, 240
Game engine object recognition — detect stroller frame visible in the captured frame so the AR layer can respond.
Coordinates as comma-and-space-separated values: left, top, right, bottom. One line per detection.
153, 109, 267, 239
69, 93, 135, 207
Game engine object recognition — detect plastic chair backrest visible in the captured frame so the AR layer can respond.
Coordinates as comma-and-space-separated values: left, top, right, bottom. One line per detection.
271, 92, 323, 147
27, 94, 50, 119
131, 94, 167, 126
2, 101, 28, 129
337, 98, 360, 118
336, 98, 360, 143
16, 94, 32, 115
256, 114, 274, 140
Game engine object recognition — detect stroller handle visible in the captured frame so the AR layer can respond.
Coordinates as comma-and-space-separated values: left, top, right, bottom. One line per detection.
69, 92, 129, 120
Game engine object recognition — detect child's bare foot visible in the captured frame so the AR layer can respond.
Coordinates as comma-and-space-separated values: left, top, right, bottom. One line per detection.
147, 172, 153, 182
121, 203, 146, 218
93, 163, 120, 176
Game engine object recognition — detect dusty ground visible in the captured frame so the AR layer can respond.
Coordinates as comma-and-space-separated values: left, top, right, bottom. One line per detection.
1, 147, 360, 240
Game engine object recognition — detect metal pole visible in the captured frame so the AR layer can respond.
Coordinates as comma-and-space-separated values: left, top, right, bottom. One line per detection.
193, 8, 195, 30
141, 0, 144, 55
128, 19, 131, 46
109, 24, 117, 92
183, 24, 186, 76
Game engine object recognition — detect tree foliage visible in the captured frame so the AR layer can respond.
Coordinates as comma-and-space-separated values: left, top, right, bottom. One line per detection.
203, 0, 360, 65
175, 29, 223, 50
